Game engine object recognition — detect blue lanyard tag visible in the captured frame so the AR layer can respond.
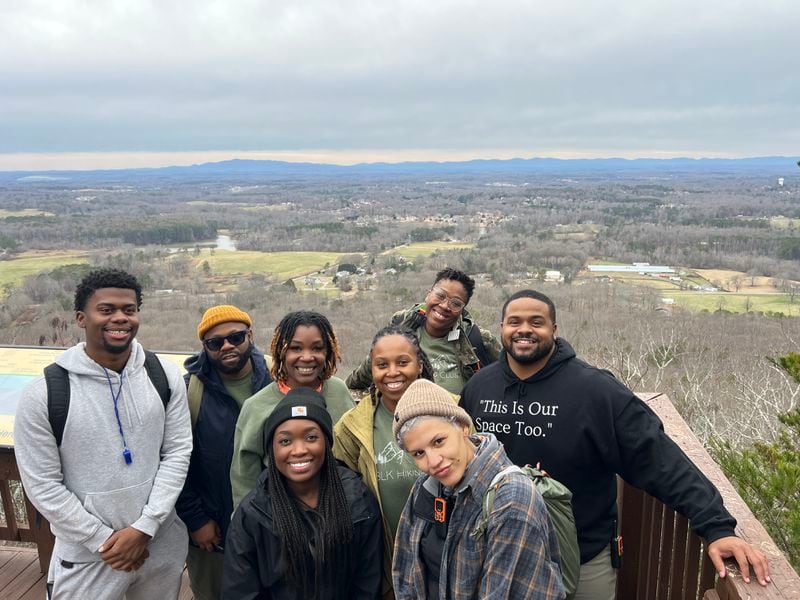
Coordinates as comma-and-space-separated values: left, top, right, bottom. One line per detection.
104, 368, 133, 466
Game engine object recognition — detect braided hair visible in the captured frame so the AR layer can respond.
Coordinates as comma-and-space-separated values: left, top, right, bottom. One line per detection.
265, 438, 354, 598
368, 325, 435, 405
269, 311, 341, 383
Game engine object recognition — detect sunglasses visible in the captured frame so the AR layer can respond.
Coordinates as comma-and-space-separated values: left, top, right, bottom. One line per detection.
203, 329, 250, 352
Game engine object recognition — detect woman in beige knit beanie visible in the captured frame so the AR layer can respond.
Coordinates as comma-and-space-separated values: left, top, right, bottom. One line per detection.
391, 378, 566, 599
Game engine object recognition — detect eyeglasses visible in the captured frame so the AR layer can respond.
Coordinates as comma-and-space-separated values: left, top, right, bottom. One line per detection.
428, 287, 466, 312
203, 329, 250, 352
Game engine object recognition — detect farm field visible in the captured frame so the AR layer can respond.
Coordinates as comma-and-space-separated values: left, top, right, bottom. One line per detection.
381, 240, 474, 259
0, 251, 89, 294
582, 263, 799, 315
667, 291, 800, 315
192, 249, 349, 280
693, 269, 779, 294
0, 209, 54, 218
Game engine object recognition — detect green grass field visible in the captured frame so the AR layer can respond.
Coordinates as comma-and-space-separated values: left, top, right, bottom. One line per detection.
382, 241, 474, 259
0, 252, 90, 294
667, 292, 800, 316
193, 249, 349, 280
770, 217, 800, 230
0, 208, 54, 218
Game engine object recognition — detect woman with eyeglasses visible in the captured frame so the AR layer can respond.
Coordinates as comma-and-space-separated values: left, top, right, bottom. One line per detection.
345, 268, 501, 396
230, 311, 355, 509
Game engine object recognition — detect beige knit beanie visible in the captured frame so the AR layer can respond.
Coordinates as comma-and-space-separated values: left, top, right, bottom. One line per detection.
392, 378, 472, 442
197, 305, 252, 339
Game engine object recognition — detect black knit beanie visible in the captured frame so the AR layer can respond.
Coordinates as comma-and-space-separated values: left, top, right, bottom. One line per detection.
263, 387, 333, 452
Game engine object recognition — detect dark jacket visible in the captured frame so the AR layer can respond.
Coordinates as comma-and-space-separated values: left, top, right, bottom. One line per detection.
346, 304, 500, 391
460, 339, 737, 564
222, 464, 384, 600
176, 346, 272, 544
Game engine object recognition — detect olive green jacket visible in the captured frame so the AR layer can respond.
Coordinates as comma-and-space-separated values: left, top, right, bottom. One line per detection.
345, 305, 501, 391
334, 393, 396, 598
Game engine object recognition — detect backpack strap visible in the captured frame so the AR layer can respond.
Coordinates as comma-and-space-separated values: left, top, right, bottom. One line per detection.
471, 465, 523, 540
468, 324, 490, 368
44, 363, 70, 447
44, 351, 171, 448
187, 374, 204, 429
143, 350, 171, 409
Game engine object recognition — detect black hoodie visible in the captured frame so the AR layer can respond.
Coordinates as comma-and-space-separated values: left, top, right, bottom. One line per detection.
461, 338, 736, 564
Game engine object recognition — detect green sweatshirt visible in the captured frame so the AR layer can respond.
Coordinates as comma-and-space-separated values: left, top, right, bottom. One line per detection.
230, 377, 354, 509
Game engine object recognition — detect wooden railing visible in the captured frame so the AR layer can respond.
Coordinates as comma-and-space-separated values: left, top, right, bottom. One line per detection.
618, 394, 800, 599
0, 446, 54, 574
2, 393, 799, 598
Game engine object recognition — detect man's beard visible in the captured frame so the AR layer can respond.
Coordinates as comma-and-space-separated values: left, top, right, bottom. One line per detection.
210, 344, 253, 375
504, 336, 554, 365
103, 338, 134, 354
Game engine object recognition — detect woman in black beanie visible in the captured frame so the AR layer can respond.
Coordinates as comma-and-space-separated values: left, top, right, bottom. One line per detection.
222, 388, 383, 600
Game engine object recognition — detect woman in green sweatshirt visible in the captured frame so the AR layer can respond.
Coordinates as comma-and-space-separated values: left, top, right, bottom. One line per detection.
231, 310, 354, 509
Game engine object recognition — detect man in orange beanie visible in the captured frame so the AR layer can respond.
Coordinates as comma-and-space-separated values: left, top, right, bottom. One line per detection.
176, 305, 272, 600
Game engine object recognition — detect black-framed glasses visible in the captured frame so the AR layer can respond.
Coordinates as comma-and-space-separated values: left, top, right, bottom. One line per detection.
429, 287, 466, 312
203, 329, 250, 352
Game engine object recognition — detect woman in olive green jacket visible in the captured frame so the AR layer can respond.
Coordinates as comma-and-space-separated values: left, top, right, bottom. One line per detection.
334, 326, 434, 599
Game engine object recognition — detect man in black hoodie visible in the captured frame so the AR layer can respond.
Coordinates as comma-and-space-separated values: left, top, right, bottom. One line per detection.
176, 305, 272, 600
461, 289, 770, 600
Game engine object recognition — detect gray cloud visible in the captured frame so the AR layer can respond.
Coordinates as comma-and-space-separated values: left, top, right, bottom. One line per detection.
0, 0, 798, 160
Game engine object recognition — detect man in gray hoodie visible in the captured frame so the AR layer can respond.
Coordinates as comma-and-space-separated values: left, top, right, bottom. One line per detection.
15, 268, 193, 599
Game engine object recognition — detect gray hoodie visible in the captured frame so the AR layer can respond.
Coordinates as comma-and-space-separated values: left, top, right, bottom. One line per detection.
15, 340, 192, 563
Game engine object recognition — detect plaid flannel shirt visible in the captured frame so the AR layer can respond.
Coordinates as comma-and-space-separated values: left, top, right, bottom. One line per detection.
392, 434, 565, 600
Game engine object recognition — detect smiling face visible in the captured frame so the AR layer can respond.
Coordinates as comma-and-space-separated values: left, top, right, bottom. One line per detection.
283, 325, 327, 389
402, 417, 475, 488
76, 287, 140, 368
271, 418, 326, 492
501, 297, 557, 376
371, 334, 423, 409
203, 321, 253, 378
424, 278, 468, 338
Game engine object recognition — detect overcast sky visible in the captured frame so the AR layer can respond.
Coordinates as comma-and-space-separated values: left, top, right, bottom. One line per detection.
1, 0, 797, 169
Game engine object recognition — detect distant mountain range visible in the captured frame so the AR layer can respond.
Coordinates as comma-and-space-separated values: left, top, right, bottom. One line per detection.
2, 156, 798, 184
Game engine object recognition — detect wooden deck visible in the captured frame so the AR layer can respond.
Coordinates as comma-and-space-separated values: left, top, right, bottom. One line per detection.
0, 544, 194, 599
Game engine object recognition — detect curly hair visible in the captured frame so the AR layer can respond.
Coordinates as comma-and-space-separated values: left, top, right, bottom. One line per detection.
269, 311, 341, 382
265, 439, 353, 598
74, 268, 143, 312
434, 267, 476, 303
368, 325, 435, 405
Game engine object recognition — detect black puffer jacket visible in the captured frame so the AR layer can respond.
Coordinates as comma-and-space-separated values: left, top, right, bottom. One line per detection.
222, 464, 383, 600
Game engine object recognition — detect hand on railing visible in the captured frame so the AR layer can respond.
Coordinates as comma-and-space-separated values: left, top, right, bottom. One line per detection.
708, 535, 771, 587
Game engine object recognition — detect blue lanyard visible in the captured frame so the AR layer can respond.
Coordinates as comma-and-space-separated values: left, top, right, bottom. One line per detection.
103, 368, 133, 465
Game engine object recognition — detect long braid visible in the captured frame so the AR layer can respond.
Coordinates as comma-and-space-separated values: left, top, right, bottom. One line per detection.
269, 311, 342, 382
368, 325, 435, 405
266, 450, 313, 597
266, 440, 354, 598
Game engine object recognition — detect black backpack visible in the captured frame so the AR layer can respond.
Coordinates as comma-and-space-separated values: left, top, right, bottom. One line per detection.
43, 350, 171, 446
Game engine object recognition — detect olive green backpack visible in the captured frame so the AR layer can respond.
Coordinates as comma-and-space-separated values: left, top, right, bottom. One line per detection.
470, 464, 580, 597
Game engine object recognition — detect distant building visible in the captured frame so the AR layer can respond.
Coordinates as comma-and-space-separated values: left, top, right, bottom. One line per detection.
544, 270, 564, 283
587, 264, 675, 274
